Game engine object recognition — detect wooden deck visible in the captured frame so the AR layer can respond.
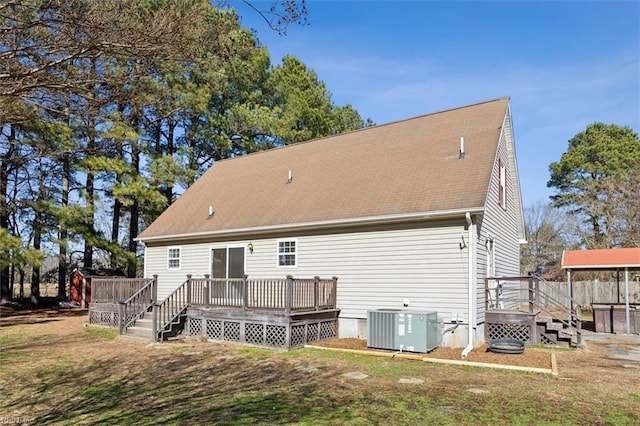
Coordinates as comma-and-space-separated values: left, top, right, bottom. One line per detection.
88, 275, 340, 349
484, 276, 582, 346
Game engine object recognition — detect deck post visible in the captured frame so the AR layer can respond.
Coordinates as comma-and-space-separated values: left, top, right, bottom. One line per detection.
205, 274, 211, 307
152, 274, 158, 303
286, 275, 293, 315
332, 277, 338, 308
152, 303, 159, 342
186, 274, 192, 304
528, 277, 534, 314
576, 305, 583, 346
243, 275, 249, 311
118, 302, 125, 334
567, 269, 573, 329
314, 276, 320, 312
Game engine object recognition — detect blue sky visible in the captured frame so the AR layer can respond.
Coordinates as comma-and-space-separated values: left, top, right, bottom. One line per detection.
234, 1, 640, 208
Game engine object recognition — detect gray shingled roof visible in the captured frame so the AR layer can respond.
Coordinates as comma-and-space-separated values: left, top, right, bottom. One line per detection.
138, 98, 510, 242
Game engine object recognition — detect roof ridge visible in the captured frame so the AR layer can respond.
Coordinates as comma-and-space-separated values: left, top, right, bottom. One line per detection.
211, 96, 511, 166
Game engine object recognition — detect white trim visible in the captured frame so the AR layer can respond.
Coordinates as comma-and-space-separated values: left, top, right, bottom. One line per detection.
143, 244, 148, 278
276, 238, 298, 268
137, 207, 485, 243
167, 246, 181, 270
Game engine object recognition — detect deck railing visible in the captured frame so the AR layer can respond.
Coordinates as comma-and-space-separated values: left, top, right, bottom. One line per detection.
182, 275, 338, 313
152, 275, 338, 341
91, 277, 154, 303
485, 276, 582, 345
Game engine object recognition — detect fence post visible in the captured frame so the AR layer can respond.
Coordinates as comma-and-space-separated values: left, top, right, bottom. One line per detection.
186, 274, 192, 304
152, 274, 158, 303
243, 275, 249, 311
286, 275, 293, 315
118, 302, 125, 335
314, 276, 320, 311
205, 274, 211, 307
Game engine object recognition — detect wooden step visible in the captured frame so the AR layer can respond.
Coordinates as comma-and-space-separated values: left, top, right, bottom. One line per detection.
134, 318, 154, 329
126, 324, 154, 338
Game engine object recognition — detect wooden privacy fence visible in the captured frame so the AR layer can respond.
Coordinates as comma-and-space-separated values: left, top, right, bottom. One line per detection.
545, 281, 640, 306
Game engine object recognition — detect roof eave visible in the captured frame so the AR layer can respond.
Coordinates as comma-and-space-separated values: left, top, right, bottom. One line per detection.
137, 207, 485, 244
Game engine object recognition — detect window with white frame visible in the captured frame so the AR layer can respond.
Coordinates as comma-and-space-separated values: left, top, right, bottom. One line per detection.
167, 247, 181, 270
277, 239, 297, 267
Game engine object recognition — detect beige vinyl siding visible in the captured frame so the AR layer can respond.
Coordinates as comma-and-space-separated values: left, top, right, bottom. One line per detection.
476, 108, 522, 322
144, 220, 470, 320
249, 221, 470, 319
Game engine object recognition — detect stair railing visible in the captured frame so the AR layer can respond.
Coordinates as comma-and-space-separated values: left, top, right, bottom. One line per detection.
485, 276, 582, 345
533, 276, 582, 345
152, 274, 204, 341
117, 275, 158, 335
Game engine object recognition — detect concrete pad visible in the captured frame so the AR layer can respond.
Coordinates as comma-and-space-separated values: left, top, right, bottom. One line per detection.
398, 378, 424, 384
342, 372, 368, 380
467, 388, 489, 394
295, 366, 320, 373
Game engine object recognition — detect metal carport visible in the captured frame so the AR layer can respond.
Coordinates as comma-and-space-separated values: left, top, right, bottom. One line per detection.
562, 247, 640, 334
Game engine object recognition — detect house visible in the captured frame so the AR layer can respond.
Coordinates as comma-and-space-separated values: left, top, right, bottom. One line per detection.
136, 97, 526, 349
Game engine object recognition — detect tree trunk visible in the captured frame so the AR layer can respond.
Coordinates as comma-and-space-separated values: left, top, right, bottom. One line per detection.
163, 120, 175, 204
127, 119, 140, 278
83, 113, 95, 269
31, 211, 42, 305
127, 139, 140, 278
0, 126, 15, 302
110, 136, 123, 268
58, 150, 69, 299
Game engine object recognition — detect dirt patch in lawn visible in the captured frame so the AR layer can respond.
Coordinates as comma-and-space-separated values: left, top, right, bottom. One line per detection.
312, 337, 553, 369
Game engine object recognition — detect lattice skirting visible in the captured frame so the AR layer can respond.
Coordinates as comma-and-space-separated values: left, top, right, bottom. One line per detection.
486, 322, 531, 343
185, 317, 338, 349
89, 308, 120, 328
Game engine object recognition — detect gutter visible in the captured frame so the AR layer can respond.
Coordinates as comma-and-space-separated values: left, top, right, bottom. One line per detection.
461, 211, 475, 359
137, 206, 485, 244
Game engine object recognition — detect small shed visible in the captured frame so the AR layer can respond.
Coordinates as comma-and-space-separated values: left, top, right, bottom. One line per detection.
562, 248, 640, 334
69, 267, 126, 308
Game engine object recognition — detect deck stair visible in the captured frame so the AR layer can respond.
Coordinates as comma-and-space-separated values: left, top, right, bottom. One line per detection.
124, 315, 154, 339
536, 315, 577, 347
485, 276, 583, 347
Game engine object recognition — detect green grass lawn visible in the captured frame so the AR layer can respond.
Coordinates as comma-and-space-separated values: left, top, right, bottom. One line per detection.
1, 318, 639, 425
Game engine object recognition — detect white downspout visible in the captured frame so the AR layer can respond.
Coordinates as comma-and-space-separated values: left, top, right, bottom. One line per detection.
461, 212, 474, 359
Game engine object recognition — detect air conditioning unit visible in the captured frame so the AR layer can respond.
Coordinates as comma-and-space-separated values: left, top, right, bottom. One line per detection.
367, 309, 441, 353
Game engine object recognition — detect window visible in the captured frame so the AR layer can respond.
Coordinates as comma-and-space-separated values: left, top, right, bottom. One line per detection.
498, 159, 507, 210
277, 239, 297, 267
211, 247, 245, 279
167, 247, 181, 270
